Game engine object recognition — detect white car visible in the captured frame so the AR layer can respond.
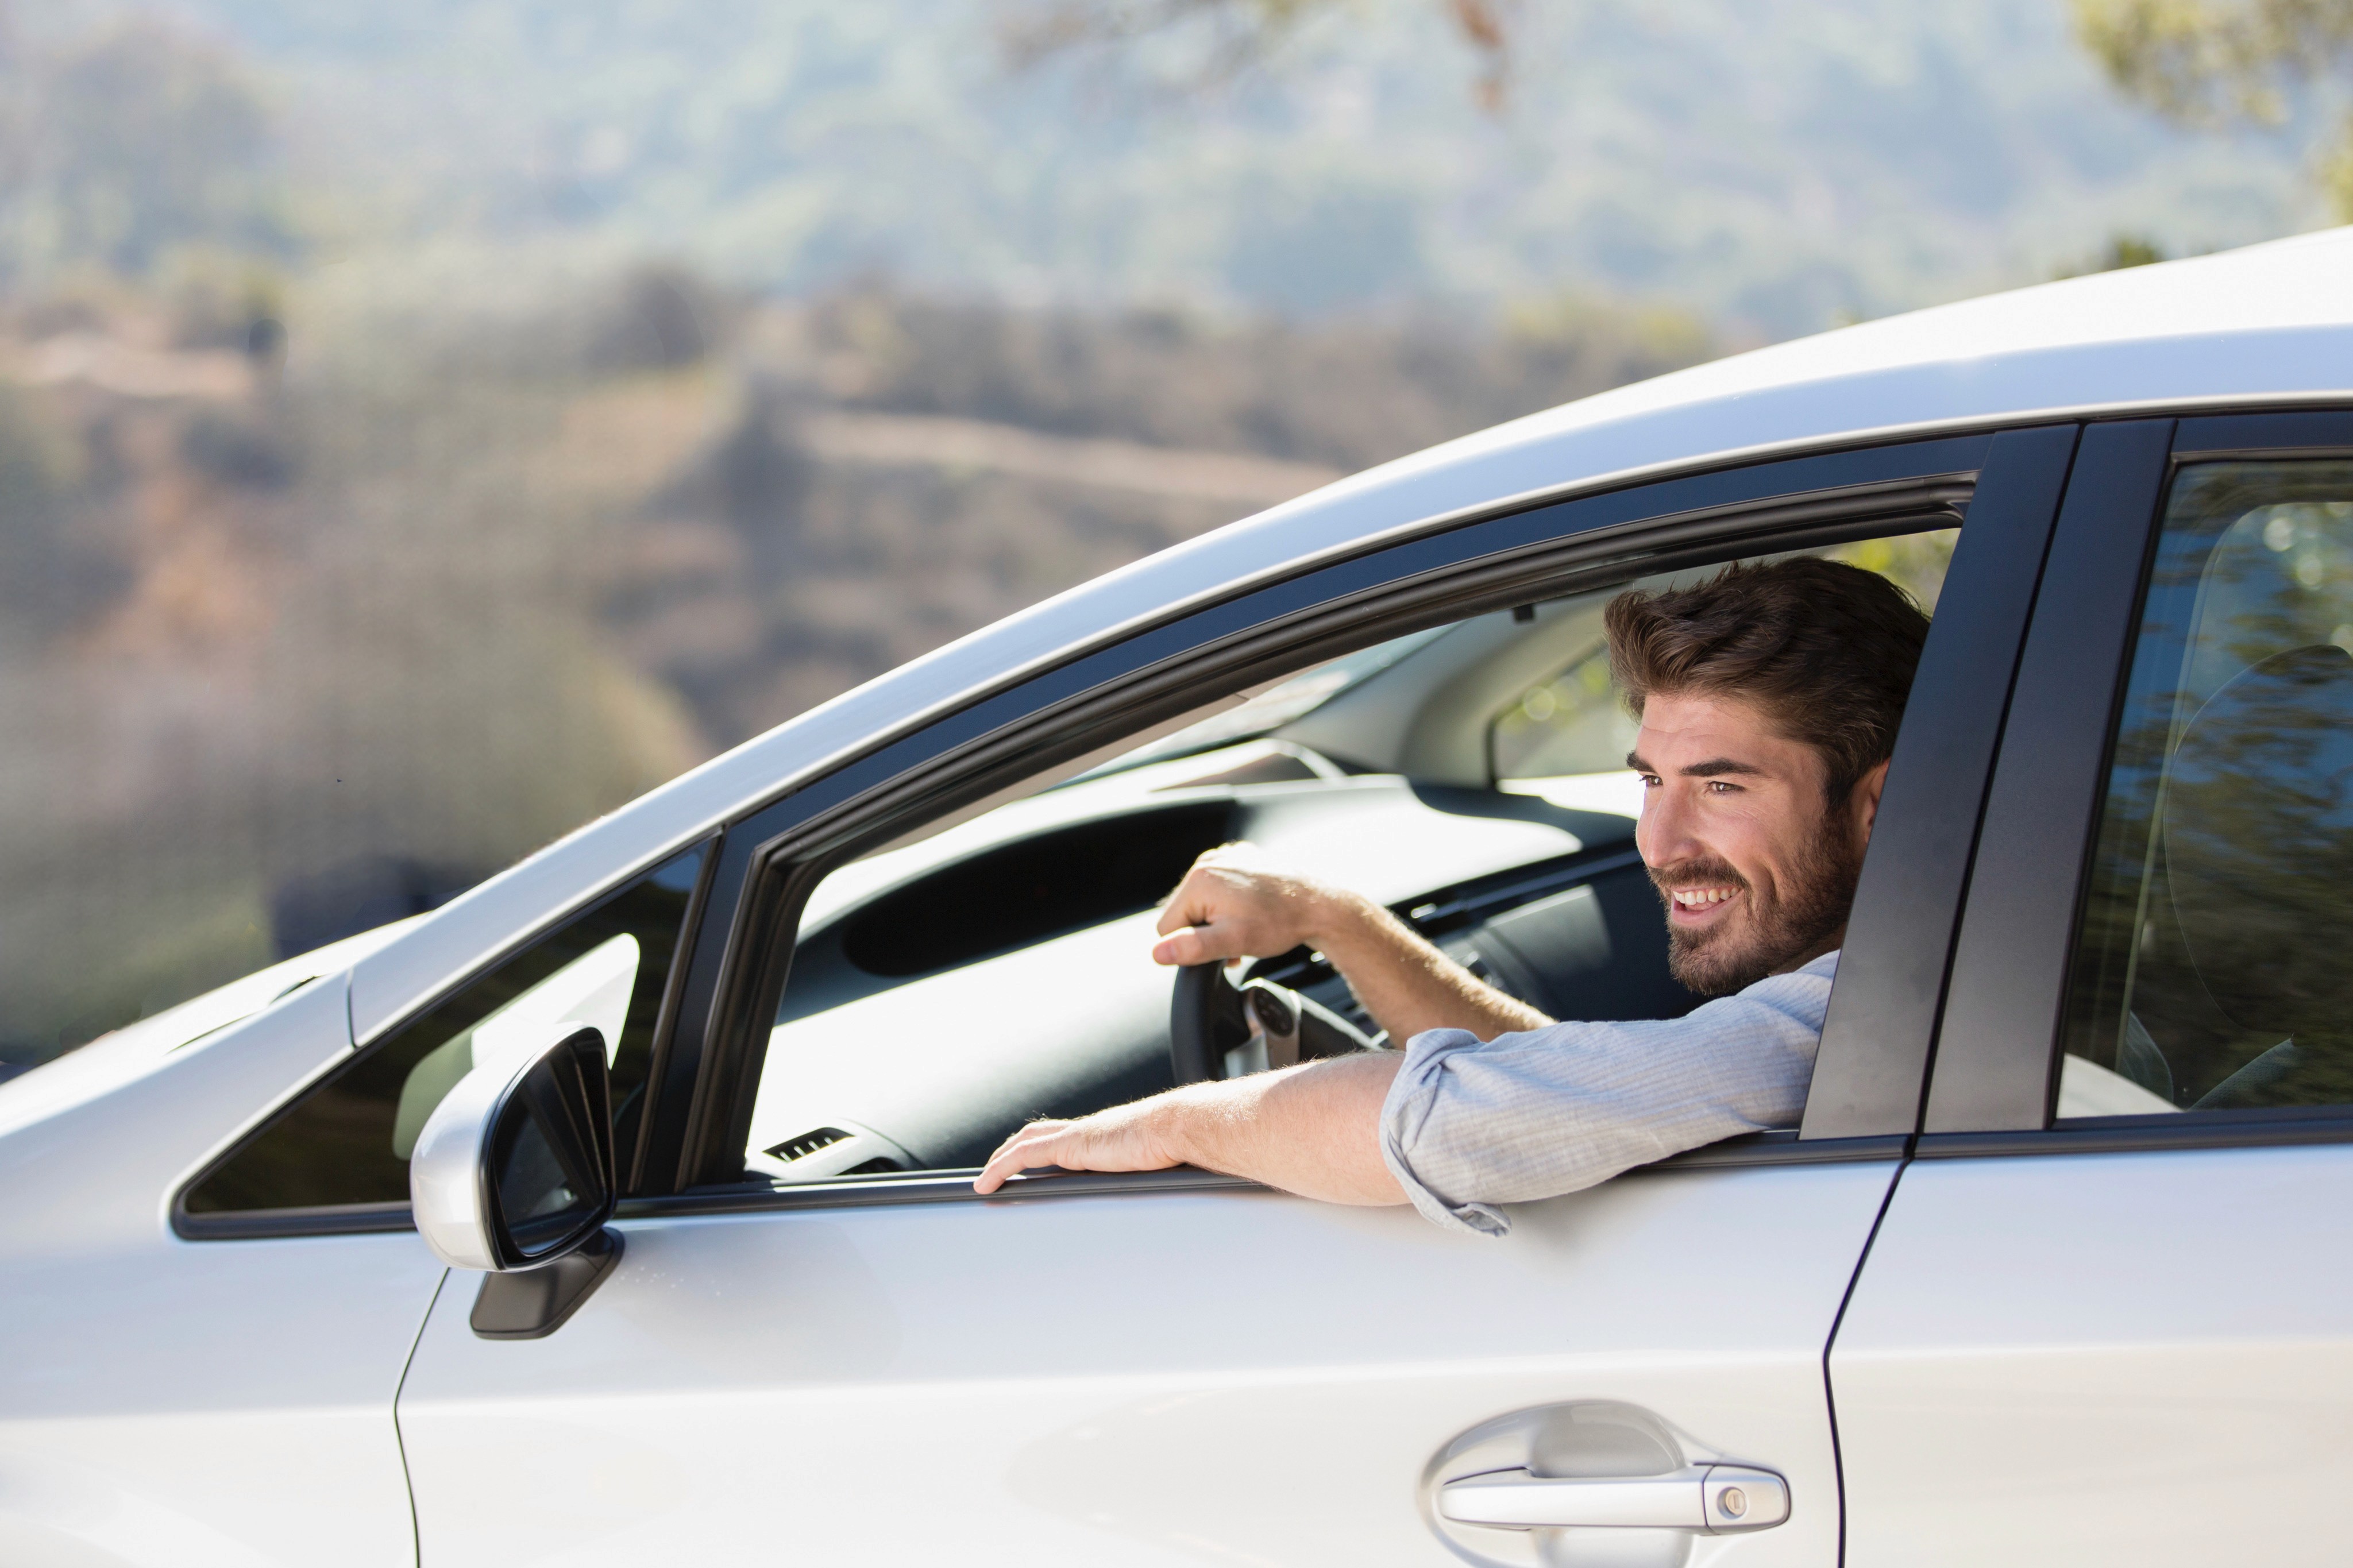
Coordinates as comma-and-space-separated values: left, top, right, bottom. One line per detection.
7, 229, 2353, 1568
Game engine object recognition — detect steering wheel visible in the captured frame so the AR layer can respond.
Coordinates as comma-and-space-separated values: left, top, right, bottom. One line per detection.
1170, 961, 1380, 1085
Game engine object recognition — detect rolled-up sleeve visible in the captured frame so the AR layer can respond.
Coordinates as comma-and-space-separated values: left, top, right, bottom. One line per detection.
1379, 952, 1837, 1236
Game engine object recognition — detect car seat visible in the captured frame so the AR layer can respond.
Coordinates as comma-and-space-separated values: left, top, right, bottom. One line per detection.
2162, 643, 2353, 1109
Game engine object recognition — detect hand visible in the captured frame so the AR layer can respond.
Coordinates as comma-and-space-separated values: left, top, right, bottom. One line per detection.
1151, 843, 1358, 967
972, 1098, 1184, 1194
970, 1059, 1411, 1206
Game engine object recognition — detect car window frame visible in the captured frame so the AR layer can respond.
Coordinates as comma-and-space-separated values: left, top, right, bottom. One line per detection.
167, 424, 2089, 1240
1921, 407, 2353, 1158
629, 427, 2069, 1209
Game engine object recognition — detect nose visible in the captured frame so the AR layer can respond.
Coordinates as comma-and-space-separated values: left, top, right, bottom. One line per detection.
1637, 781, 1703, 870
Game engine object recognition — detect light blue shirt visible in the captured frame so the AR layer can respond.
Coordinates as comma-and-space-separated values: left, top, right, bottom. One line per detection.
1379, 950, 1838, 1236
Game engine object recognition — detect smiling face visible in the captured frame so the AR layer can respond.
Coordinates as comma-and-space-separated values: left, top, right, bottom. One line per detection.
1630, 689, 1886, 996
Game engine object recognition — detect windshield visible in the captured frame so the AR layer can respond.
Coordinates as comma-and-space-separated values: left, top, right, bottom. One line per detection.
1072, 627, 1452, 782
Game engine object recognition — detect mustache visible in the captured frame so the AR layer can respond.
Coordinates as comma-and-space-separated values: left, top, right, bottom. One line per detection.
1648, 857, 1752, 899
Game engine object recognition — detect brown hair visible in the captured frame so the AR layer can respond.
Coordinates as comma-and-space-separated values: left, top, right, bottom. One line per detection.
1604, 556, 1930, 801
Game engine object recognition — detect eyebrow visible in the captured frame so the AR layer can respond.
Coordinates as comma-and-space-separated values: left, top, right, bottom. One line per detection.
1625, 752, 1770, 779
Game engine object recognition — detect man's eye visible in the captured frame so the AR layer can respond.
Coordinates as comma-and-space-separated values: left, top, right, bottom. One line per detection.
1640, 775, 1661, 787
1706, 779, 1739, 794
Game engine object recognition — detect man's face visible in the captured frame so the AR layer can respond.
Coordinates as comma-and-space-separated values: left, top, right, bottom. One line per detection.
1629, 690, 1883, 996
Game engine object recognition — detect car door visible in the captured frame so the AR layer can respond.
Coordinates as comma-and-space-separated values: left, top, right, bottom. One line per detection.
1831, 414, 2353, 1565
0, 972, 438, 1566
388, 428, 2074, 1567
17, 847, 711, 1568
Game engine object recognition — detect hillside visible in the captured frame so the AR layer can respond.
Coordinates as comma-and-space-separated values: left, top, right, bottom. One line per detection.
0, 267, 1712, 1068
25, 0, 2324, 336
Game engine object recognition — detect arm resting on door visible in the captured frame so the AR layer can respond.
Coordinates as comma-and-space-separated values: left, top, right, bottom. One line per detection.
971, 1051, 1409, 1204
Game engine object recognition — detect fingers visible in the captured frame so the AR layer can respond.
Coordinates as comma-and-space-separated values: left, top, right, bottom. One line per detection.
1153, 894, 1203, 941
1154, 842, 1266, 929
1154, 854, 1229, 938
973, 1120, 1072, 1195
1153, 843, 1316, 965
971, 1103, 1183, 1194
1152, 858, 1239, 965
1150, 923, 1220, 967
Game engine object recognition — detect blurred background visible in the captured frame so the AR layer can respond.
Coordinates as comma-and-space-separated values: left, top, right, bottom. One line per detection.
0, 0, 2339, 1072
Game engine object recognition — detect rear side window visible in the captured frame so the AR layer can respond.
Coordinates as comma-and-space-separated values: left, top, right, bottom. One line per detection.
1490, 640, 1633, 783
182, 844, 704, 1219
2059, 462, 2353, 1118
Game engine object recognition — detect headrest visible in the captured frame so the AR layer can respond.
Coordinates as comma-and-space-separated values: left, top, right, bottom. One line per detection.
2165, 643, 2353, 1039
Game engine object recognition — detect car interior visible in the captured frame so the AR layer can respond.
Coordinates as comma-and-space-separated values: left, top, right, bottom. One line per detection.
2059, 465, 2353, 1119
742, 533, 1951, 1182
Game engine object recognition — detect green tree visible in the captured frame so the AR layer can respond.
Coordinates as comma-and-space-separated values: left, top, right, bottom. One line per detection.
0, 16, 290, 281
1002, 0, 1515, 108
2073, 0, 2353, 217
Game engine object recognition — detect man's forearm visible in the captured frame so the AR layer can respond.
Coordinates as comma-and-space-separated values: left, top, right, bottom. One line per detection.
1313, 893, 1550, 1042
971, 1051, 1411, 1203
1154, 1052, 1409, 1205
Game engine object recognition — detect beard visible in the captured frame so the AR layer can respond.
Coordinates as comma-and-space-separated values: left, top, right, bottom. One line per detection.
1650, 806, 1863, 997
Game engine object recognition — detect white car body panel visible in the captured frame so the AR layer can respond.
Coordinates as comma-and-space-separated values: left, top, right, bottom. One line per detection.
348, 230, 2353, 1045
1833, 1145, 2353, 1565
399, 1161, 1894, 1566
0, 918, 416, 1145
0, 978, 442, 1565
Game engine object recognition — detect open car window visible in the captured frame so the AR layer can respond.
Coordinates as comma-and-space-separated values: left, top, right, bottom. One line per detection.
742, 529, 1954, 1184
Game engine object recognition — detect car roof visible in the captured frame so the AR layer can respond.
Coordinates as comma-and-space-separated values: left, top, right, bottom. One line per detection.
352, 225, 2353, 1038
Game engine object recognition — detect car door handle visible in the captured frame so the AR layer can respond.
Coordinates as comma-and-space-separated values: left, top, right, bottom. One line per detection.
1436, 1465, 1789, 1533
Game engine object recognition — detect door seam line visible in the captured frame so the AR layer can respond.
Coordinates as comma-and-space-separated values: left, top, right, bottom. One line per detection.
1824, 1148, 1910, 1568
393, 1268, 451, 1568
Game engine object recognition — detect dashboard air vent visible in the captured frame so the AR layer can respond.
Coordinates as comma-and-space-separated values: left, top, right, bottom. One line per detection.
767, 1127, 852, 1163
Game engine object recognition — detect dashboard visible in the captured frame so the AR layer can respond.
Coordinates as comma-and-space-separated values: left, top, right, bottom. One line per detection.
746, 743, 1696, 1179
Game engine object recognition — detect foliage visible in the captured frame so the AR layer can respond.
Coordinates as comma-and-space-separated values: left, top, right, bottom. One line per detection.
2051, 231, 2170, 276
1826, 530, 1958, 615
0, 383, 112, 641
2073, 0, 2353, 216
92, 0, 2309, 335
0, 13, 294, 283
1001, 0, 1516, 107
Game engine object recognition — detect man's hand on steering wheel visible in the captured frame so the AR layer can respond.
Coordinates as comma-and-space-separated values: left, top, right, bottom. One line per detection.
1150, 843, 1353, 967
1154, 842, 1552, 1046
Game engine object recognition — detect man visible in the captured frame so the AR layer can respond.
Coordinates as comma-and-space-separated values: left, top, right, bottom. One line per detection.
973, 557, 1928, 1234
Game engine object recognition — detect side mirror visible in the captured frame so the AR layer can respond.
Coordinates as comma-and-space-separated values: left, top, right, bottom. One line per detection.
410, 1026, 624, 1338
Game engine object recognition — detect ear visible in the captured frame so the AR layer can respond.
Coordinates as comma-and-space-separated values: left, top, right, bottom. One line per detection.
1851, 759, 1892, 845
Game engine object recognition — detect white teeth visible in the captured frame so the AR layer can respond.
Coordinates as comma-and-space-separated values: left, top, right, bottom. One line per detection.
1674, 887, 1736, 907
